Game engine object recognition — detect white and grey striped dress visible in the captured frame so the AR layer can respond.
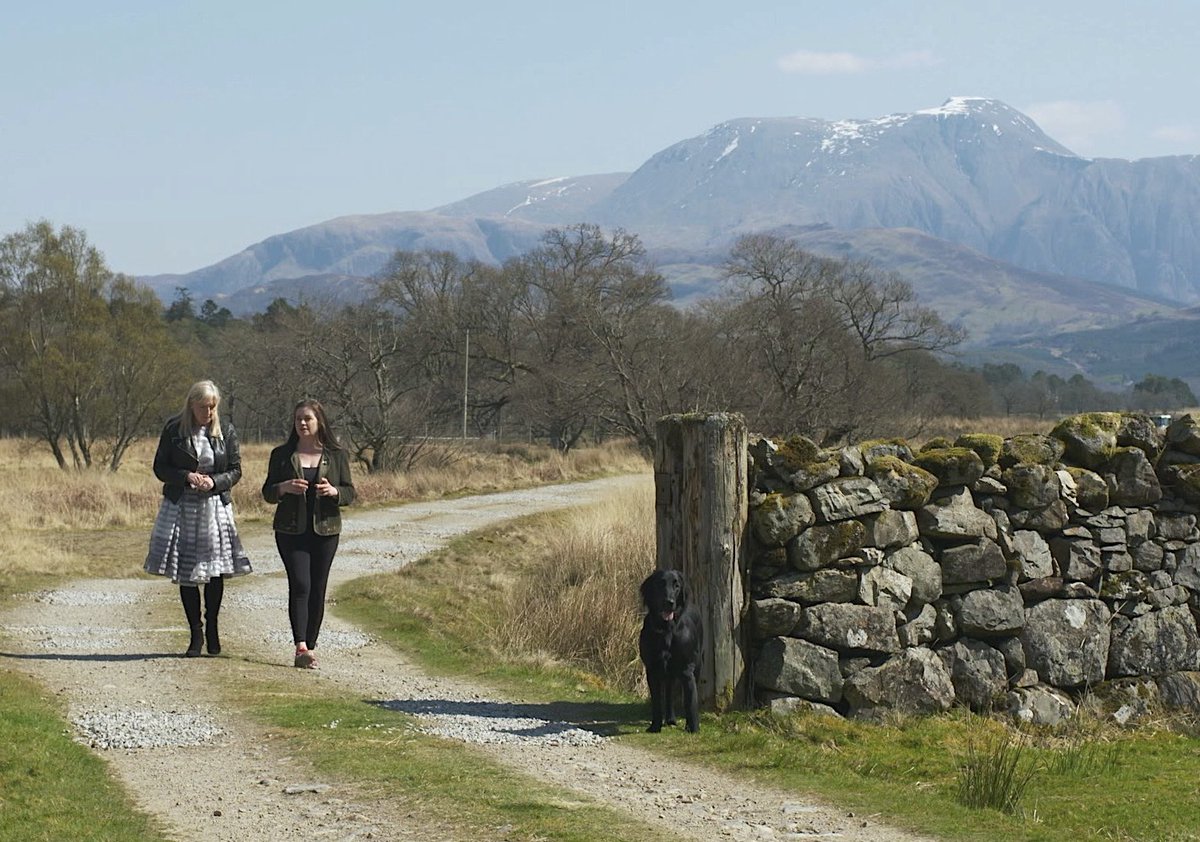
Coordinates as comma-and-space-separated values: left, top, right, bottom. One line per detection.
144, 428, 252, 585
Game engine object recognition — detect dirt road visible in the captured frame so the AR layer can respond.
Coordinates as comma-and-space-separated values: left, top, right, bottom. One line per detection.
1, 476, 931, 841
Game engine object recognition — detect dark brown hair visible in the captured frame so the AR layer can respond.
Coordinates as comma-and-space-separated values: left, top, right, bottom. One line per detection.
286, 398, 342, 451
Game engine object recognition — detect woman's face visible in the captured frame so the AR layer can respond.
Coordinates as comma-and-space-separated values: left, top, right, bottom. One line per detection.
191, 397, 217, 427
294, 407, 320, 440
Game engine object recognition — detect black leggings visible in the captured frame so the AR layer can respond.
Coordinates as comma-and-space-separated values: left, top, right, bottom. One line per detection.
276, 530, 339, 649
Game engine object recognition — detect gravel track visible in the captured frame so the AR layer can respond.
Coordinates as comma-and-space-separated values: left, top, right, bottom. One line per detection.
0, 476, 931, 841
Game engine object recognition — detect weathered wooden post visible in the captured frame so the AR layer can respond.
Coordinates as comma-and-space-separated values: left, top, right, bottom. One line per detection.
654, 412, 750, 711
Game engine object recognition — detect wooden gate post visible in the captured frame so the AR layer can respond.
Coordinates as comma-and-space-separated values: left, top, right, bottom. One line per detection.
654, 412, 750, 711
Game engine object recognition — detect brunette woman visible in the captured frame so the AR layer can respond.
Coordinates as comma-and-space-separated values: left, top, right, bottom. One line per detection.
145, 380, 252, 656
262, 399, 355, 668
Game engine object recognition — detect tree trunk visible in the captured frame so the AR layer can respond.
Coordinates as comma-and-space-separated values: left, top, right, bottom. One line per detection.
654, 412, 750, 711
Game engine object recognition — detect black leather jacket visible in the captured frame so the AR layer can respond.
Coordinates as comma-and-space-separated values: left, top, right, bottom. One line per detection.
152, 415, 242, 505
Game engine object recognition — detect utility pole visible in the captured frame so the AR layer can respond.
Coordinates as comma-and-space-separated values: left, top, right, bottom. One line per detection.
462, 328, 470, 440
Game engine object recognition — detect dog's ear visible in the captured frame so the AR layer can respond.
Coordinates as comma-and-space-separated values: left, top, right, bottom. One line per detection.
640, 572, 656, 607
675, 571, 689, 609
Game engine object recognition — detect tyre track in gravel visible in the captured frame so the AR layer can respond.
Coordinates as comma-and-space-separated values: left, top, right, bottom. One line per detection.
1, 475, 932, 842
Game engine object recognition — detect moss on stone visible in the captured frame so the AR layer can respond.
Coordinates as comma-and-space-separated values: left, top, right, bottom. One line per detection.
920, 437, 954, 452
954, 433, 1004, 468
910, 447, 986, 487
1050, 412, 1123, 469
859, 438, 914, 463
998, 434, 1066, 469
864, 455, 939, 509
1170, 463, 1200, 503
773, 435, 822, 472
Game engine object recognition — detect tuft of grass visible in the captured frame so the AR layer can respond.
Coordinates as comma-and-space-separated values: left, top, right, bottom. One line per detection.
0, 668, 169, 841
956, 732, 1038, 814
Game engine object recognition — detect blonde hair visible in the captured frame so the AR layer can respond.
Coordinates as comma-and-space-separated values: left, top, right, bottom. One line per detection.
179, 380, 223, 439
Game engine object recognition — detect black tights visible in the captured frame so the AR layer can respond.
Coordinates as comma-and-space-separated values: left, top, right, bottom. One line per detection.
179, 577, 225, 628
276, 530, 339, 649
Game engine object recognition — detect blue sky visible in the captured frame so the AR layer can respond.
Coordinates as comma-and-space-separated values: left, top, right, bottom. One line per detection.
3, 1, 1197, 275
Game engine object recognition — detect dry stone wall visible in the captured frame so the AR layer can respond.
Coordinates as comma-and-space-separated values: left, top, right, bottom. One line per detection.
747, 412, 1200, 724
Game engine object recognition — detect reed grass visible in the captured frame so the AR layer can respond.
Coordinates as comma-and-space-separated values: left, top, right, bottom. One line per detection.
0, 435, 648, 594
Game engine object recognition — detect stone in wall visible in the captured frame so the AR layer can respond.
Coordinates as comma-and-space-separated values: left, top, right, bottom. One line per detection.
1006, 685, 1075, 725
939, 638, 1009, 710
1021, 598, 1111, 687
1069, 467, 1112, 511
1003, 463, 1061, 509
787, 520, 867, 571
1051, 412, 1123, 469
755, 636, 843, 704
911, 447, 986, 488
940, 538, 1007, 586
917, 490, 998, 541
862, 509, 918, 549
998, 433, 1064, 469
808, 476, 887, 522
794, 603, 900, 654
1050, 537, 1102, 582
842, 648, 955, 717
958, 585, 1024, 638
954, 434, 1004, 468
859, 567, 913, 614
749, 492, 815, 546
751, 598, 802, 639
886, 545, 942, 606
1166, 414, 1200, 457
859, 438, 914, 463
760, 569, 858, 605
1107, 605, 1200, 677
1009, 499, 1069, 532
1156, 671, 1200, 711
898, 603, 937, 647
1105, 447, 1162, 507
1011, 530, 1055, 579
864, 456, 937, 510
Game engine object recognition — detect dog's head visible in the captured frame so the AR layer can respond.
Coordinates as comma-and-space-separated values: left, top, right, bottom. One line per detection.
641, 569, 688, 624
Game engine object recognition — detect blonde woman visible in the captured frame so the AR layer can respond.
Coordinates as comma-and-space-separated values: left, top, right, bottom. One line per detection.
144, 380, 252, 656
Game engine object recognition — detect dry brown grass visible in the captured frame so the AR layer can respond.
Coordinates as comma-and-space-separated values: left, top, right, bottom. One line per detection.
913, 414, 1055, 446
0, 435, 648, 594
494, 478, 655, 692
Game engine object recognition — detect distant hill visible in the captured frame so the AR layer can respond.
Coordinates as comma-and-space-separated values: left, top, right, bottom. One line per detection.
138, 97, 1200, 363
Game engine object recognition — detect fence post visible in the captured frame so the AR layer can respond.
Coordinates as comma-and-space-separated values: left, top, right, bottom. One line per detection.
654, 412, 750, 711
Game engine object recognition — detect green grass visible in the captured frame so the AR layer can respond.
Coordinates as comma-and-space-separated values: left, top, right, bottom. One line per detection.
335, 509, 1200, 842
0, 669, 168, 842
228, 673, 680, 842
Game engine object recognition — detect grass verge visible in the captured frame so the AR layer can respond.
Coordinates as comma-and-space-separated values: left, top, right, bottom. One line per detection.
335, 501, 1200, 842
225, 671, 680, 842
0, 669, 169, 842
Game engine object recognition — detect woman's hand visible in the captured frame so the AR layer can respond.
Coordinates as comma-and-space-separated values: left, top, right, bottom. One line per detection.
187, 472, 215, 491
280, 477, 309, 495
315, 478, 339, 498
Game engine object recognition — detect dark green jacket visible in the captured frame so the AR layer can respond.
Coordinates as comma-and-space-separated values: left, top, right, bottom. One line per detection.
261, 443, 355, 536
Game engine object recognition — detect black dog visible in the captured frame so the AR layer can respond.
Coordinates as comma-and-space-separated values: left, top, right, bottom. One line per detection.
639, 569, 703, 733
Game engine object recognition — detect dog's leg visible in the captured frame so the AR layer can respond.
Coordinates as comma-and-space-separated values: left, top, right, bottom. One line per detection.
663, 671, 677, 726
646, 668, 665, 733
682, 666, 700, 733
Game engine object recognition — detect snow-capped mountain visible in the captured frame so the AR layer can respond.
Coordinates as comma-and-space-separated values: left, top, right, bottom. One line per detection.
142, 97, 1200, 323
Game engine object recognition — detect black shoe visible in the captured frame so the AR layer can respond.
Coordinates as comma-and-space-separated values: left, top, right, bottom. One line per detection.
206, 623, 221, 656
185, 626, 203, 658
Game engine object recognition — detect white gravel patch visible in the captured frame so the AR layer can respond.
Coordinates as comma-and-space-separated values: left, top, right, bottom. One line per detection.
379, 698, 607, 747
73, 707, 224, 750
223, 591, 289, 610
24, 588, 141, 606
262, 628, 373, 649
3, 624, 146, 650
